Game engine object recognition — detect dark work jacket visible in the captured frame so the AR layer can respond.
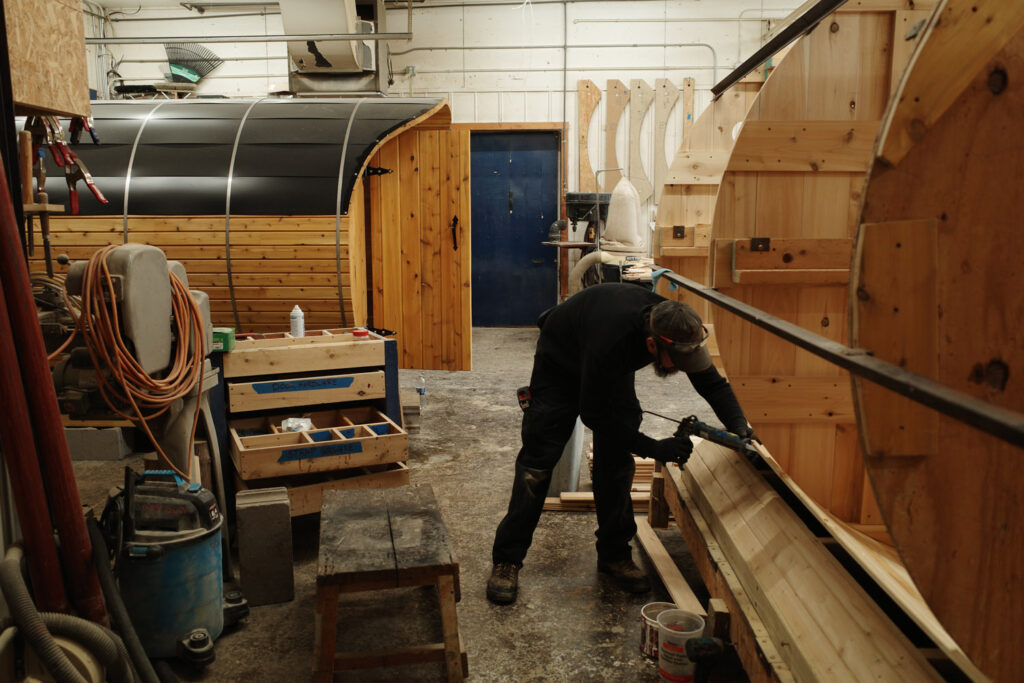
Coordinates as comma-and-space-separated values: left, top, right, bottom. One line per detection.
534, 283, 748, 448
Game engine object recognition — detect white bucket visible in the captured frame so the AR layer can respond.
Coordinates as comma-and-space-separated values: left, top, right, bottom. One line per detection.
639, 602, 676, 659
657, 609, 705, 682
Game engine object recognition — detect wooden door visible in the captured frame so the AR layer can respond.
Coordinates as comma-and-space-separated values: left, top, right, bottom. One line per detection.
366, 128, 472, 371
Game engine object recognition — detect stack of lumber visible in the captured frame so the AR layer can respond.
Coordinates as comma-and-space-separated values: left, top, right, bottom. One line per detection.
543, 454, 654, 512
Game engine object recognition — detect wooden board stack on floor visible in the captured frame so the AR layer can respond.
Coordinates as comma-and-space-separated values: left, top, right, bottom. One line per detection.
223, 328, 409, 516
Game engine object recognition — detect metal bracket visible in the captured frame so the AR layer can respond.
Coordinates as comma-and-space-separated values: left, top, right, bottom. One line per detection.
363, 166, 393, 177
750, 237, 771, 252
672, 226, 687, 240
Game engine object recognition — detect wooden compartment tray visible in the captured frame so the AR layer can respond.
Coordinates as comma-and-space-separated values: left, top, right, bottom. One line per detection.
234, 462, 410, 517
230, 406, 407, 481
223, 328, 386, 380
227, 369, 386, 413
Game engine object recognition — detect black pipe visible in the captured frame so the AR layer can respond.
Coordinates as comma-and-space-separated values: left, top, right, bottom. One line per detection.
659, 270, 1024, 449
0, 546, 87, 683
87, 517, 161, 683
711, 0, 848, 97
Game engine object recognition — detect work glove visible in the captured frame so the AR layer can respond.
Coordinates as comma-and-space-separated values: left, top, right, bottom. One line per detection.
635, 433, 693, 466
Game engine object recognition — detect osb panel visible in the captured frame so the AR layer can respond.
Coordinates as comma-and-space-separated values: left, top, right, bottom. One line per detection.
7, 0, 90, 117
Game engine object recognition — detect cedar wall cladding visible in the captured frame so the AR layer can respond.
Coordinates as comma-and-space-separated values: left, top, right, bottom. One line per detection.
32, 98, 470, 370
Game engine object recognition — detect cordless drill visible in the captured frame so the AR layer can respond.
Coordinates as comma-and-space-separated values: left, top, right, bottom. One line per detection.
646, 411, 761, 463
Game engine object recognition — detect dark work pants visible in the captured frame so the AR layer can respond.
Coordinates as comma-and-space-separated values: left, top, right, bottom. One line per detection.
491, 357, 640, 567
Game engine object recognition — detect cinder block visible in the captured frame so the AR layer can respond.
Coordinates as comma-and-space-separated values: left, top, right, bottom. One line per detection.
64, 427, 129, 461
236, 487, 294, 606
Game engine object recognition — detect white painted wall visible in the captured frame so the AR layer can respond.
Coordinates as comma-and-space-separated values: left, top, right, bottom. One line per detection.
85, 0, 795, 211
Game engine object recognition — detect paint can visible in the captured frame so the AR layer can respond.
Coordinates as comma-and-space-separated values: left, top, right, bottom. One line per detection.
639, 602, 676, 659
657, 609, 705, 682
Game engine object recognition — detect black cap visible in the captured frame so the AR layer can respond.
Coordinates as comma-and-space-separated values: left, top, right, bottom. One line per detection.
649, 301, 712, 372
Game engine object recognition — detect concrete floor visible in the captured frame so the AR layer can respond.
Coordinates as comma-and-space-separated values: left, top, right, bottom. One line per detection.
73, 327, 745, 682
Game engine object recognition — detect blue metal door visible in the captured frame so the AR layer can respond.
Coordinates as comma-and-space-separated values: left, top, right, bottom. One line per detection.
471, 132, 559, 326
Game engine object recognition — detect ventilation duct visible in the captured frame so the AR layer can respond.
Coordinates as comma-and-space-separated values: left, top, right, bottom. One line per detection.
280, 0, 374, 74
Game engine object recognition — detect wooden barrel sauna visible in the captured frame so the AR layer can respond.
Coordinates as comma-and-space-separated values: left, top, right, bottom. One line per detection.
852, 1, 1024, 678
28, 98, 471, 370
706, 1, 933, 525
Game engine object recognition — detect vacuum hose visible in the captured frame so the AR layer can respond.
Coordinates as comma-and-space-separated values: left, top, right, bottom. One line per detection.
0, 614, 134, 683
87, 516, 161, 683
0, 546, 87, 683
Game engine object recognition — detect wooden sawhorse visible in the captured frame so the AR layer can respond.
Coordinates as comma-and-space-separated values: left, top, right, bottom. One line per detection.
313, 485, 467, 682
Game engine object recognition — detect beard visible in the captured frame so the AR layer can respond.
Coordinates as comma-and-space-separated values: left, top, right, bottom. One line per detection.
652, 357, 678, 378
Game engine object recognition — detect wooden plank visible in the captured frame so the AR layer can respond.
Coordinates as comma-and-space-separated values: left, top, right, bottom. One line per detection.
227, 370, 386, 413
732, 269, 849, 285
387, 485, 457, 584
878, 0, 1024, 166
369, 149, 385, 325
659, 246, 709, 258
577, 79, 602, 193
312, 584, 339, 683
439, 130, 457, 369
681, 77, 695, 139
730, 376, 855, 423
604, 79, 629, 189
419, 130, 443, 369
677, 444, 940, 682
727, 121, 879, 173
7, 0, 89, 117
634, 517, 706, 616
628, 79, 656, 202
222, 339, 385, 379
438, 574, 465, 681
380, 137, 404, 338
653, 79, 680, 202
663, 463, 794, 683
665, 152, 727, 185
318, 488, 396, 586
399, 130, 423, 368
348, 176, 367, 326
731, 238, 853, 270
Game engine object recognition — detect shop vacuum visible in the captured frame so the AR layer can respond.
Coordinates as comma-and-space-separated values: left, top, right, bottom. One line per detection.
101, 469, 248, 665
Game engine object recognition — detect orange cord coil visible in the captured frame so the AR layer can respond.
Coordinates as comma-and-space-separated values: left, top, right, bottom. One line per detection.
51, 245, 205, 479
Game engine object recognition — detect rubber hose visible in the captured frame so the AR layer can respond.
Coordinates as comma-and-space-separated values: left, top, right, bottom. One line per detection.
40, 613, 134, 683
0, 615, 134, 683
0, 546, 87, 683
154, 660, 180, 683
87, 517, 160, 683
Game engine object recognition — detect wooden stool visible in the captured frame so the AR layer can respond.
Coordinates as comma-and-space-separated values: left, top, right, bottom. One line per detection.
313, 485, 467, 682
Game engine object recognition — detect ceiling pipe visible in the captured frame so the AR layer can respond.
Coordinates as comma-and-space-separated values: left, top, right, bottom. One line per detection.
87, 32, 412, 44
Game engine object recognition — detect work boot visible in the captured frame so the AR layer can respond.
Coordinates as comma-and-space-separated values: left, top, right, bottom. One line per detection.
486, 563, 520, 605
598, 558, 651, 594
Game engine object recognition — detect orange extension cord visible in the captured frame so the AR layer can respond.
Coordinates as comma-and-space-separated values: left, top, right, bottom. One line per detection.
49, 245, 205, 479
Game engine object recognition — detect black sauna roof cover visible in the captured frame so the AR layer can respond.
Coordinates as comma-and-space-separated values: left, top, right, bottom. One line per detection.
41, 97, 446, 216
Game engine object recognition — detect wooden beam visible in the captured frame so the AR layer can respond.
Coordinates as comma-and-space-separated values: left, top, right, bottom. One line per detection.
635, 517, 706, 617
628, 79, 656, 202
653, 78, 680, 203
577, 80, 602, 193
728, 121, 879, 173
604, 79, 629, 188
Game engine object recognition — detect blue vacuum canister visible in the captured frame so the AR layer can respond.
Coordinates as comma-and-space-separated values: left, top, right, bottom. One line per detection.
108, 469, 225, 664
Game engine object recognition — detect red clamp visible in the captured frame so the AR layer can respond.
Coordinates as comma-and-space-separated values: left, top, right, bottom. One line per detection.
64, 150, 108, 214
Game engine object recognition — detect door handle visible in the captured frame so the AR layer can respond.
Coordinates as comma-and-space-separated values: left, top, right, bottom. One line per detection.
508, 191, 514, 214
450, 216, 459, 251
531, 258, 544, 265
